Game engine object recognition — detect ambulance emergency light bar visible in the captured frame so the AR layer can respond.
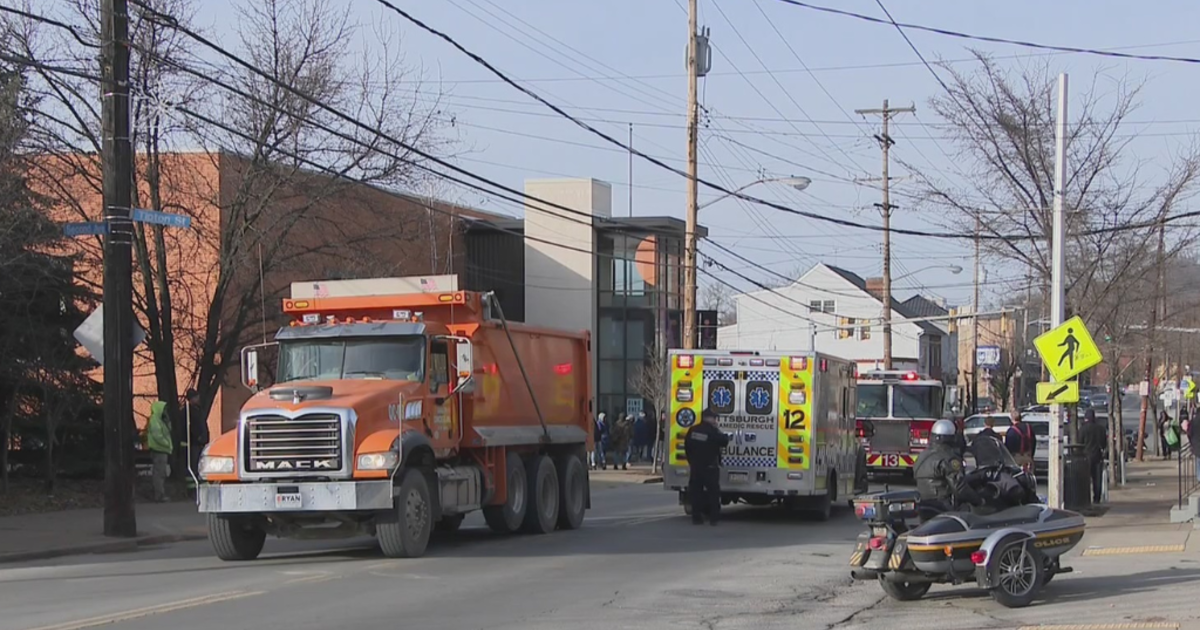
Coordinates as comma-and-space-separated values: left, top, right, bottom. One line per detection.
674, 354, 818, 371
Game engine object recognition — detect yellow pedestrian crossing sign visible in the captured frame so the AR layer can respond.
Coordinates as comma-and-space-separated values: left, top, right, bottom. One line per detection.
1036, 381, 1079, 405
1032, 316, 1103, 382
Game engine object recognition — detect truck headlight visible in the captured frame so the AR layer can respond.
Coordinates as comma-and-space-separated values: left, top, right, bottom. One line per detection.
357, 452, 399, 471
198, 456, 234, 476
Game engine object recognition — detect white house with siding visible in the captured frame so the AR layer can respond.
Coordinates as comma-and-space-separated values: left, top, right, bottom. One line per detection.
717, 263, 951, 381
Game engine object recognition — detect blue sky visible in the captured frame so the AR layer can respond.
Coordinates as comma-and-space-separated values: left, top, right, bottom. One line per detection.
193, 0, 1200, 308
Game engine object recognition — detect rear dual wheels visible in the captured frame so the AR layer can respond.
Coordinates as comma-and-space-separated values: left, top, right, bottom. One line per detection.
485, 451, 586, 535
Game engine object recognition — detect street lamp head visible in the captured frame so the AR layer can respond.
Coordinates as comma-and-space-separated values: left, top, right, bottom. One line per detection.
947, 265, 964, 275
782, 176, 812, 191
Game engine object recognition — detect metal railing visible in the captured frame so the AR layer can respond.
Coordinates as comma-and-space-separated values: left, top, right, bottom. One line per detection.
1179, 441, 1199, 509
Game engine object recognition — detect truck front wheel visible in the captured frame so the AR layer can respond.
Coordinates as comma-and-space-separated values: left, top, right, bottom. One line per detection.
208, 513, 266, 561
483, 451, 527, 534
377, 468, 433, 558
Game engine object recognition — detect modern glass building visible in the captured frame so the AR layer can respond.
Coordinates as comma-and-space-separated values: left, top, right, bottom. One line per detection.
462, 178, 706, 421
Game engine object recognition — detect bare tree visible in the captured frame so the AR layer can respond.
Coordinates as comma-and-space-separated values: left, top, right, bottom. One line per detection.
5, 0, 455, 441
628, 338, 670, 472
700, 280, 737, 326
908, 52, 1200, 325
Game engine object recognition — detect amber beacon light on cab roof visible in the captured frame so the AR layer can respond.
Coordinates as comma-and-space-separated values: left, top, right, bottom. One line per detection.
196, 276, 593, 561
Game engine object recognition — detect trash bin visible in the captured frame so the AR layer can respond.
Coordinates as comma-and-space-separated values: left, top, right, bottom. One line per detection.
1063, 444, 1093, 511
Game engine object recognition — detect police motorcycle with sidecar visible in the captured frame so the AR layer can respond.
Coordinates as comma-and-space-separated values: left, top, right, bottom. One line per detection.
848, 435, 1086, 608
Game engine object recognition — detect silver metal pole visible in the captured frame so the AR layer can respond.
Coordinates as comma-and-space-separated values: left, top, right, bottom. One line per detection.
1048, 73, 1069, 510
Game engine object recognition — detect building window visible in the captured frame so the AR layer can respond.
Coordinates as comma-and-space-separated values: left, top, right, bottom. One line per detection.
838, 317, 855, 339
809, 300, 822, 314
859, 324, 871, 340
809, 300, 835, 314
599, 360, 624, 396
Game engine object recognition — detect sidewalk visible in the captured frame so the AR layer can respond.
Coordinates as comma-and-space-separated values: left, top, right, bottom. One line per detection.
1073, 457, 1199, 553
589, 462, 664, 486
0, 499, 207, 565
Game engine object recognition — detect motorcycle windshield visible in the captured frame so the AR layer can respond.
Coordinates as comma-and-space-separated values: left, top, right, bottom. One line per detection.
970, 435, 1017, 468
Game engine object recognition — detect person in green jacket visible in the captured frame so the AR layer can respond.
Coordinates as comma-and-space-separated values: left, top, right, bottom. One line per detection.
148, 400, 173, 502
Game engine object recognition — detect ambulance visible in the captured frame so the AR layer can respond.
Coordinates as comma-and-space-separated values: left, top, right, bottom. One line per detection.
662, 349, 866, 518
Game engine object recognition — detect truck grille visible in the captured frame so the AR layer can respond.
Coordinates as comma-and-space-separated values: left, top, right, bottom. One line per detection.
243, 413, 343, 474
870, 421, 911, 452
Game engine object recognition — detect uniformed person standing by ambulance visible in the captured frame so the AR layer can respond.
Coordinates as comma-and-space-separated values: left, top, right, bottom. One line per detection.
685, 408, 730, 525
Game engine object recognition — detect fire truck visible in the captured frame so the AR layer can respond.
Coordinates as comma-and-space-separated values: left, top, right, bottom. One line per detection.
855, 370, 946, 476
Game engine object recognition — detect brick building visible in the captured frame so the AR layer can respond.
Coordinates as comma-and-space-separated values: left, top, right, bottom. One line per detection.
38, 151, 502, 438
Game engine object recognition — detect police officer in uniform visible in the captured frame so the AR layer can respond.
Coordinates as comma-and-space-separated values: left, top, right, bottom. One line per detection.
685, 408, 730, 525
914, 419, 980, 516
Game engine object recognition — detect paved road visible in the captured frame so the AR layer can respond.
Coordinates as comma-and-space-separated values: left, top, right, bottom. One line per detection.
2, 480, 1197, 630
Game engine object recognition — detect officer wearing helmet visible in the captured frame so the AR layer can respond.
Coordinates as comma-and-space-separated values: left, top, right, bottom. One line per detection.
914, 419, 980, 513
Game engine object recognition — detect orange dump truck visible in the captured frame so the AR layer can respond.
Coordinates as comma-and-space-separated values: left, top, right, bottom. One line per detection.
196, 278, 592, 560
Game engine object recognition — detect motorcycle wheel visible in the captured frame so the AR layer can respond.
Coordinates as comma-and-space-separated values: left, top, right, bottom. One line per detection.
879, 578, 931, 602
989, 542, 1045, 608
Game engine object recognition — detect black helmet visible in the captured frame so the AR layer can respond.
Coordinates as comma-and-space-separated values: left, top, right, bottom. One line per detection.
931, 419, 957, 445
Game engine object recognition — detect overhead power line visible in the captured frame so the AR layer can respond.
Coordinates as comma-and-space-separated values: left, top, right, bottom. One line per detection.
774, 0, 1200, 65
372, 0, 1200, 243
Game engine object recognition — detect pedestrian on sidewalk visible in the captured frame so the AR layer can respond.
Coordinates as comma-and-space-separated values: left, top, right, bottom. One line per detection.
1081, 408, 1107, 503
1004, 410, 1035, 473
591, 412, 609, 470
612, 413, 633, 470
147, 400, 174, 502
643, 412, 658, 462
632, 412, 648, 463
978, 416, 1000, 441
1160, 410, 1177, 460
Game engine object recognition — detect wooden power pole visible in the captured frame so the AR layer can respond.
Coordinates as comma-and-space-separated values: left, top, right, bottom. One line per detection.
856, 100, 915, 369
101, 0, 137, 536
682, 0, 700, 350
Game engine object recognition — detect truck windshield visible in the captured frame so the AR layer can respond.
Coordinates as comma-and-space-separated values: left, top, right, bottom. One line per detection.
892, 384, 942, 419
278, 337, 424, 382
857, 384, 888, 418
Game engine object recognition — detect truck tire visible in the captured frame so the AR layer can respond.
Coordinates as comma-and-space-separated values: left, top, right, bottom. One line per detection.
521, 454, 560, 534
483, 451, 527, 534
377, 468, 433, 558
208, 513, 266, 561
555, 454, 587, 530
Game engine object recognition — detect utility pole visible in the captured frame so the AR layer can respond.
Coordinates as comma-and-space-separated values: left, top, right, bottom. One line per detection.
100, 0, 137, 537
628, 123, 634, 217
1137, 221, 1164, 461
971, 215, 981, 414
1048, 73, 1068, 510
682, 0, 700, 350
856, 100, 915, 369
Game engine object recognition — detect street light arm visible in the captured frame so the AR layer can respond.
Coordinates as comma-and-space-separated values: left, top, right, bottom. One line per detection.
697, 176, 811, 210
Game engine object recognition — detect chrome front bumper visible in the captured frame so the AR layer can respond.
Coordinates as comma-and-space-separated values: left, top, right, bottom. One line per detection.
198, 481, 394, 513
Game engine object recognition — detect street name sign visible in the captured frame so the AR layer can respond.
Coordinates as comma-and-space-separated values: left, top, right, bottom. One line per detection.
131, 208, 192, 229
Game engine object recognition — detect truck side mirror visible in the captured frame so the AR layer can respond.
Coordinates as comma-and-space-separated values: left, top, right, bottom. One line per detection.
452, 339, 475, 394
241, 342, 278, 392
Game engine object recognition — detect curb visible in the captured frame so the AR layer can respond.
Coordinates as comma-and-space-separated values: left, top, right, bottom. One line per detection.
0, 531, 207, 565
642, 476, 664, 484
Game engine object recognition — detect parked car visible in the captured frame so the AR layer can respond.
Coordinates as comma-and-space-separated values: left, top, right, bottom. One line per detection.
962, 412, 1012, 443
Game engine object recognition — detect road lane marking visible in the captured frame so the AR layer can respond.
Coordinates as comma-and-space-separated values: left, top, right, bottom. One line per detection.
22, 590, 265, 630
1022, 619, 1180, 624
1081, 545, 1185, 556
